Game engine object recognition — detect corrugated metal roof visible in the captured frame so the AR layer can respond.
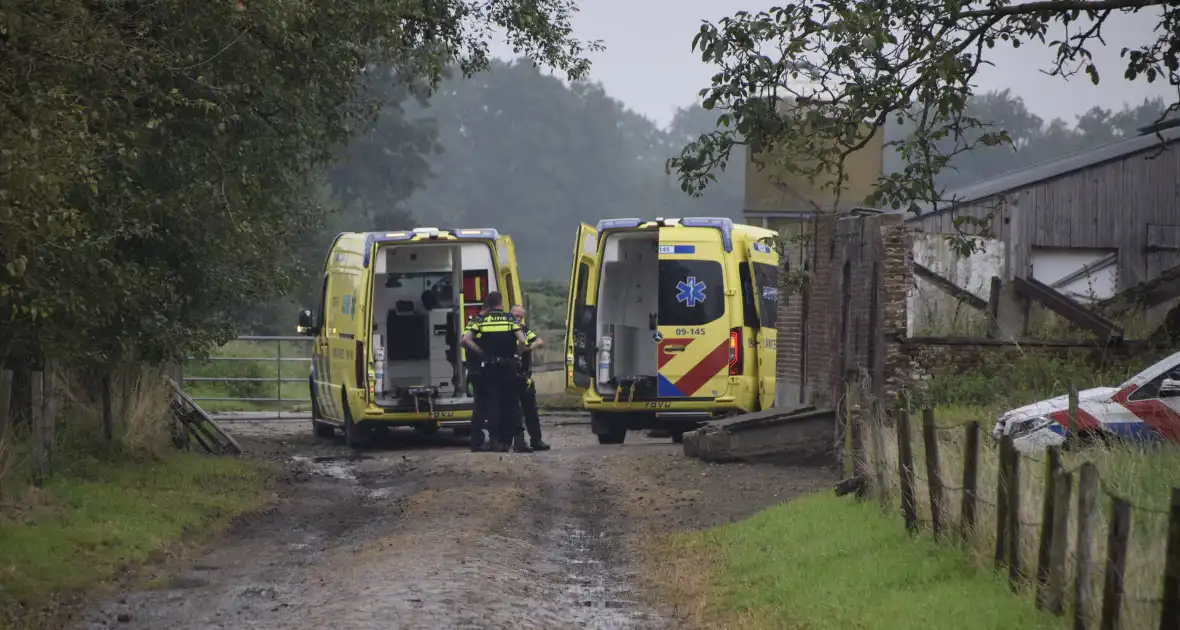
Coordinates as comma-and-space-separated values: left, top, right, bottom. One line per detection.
907, 124, 1180, 222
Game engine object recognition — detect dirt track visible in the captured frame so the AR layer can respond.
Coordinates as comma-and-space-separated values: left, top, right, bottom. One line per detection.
73, 416, 834, 629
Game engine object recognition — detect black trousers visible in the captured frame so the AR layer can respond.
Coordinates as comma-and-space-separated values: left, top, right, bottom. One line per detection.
519, 378, 542, 443
468, 370, 487, 446
480, 364, 523, 445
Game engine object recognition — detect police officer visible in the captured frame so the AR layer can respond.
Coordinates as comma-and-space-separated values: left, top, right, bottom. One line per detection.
464, 303, 493, 452
461, 292, 531, 453
510, 304, 551, 451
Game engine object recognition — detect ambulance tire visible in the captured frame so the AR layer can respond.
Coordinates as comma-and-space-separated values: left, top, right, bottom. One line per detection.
310, 377, 335, 438
313, 420, 335, 438
413, 422, 440, 436
592, 412, 628, 445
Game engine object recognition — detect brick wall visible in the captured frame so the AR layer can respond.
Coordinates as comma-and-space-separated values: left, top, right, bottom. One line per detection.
774, 213, 913, 409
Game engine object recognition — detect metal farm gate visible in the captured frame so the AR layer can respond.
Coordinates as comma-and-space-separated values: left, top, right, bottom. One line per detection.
180, 335, 313, 421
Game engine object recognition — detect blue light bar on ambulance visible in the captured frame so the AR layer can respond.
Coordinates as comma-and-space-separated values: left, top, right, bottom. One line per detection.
361, 228, 501, 267
452, 228, 499, 240
679, 217, 734, 252
595, 218, 643, 231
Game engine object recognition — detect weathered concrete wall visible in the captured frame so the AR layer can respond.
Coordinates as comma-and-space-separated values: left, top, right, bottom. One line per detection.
908, 233, 1004, 335
531, 368, 565, 396
744, 114, 883, 215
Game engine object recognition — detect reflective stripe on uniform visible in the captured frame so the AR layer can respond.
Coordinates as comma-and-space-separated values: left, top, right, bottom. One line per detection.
474, 322, 519, 335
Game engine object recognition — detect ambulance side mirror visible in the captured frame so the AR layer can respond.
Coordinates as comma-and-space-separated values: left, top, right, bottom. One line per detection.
297, 308, 316, 335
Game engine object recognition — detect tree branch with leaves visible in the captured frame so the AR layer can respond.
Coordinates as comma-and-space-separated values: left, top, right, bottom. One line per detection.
0, 0, 601, 370
669, 0, 1180, 253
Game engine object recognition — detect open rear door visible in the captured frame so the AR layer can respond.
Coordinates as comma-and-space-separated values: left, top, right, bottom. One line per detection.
656, 232, 731, 399
565, 224, 598, 394
748, 239, 780, 411
495, 234, 524, 308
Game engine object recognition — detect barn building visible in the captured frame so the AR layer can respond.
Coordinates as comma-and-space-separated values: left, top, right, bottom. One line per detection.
906, 121, 1180, 333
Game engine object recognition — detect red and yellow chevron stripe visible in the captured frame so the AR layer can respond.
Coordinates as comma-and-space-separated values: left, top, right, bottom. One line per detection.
656, 336, 730, 398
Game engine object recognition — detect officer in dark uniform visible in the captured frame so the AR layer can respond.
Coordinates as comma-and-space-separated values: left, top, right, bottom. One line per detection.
461, 292, 530, 453
464, 304, 493, 452
510, 304, 551, 451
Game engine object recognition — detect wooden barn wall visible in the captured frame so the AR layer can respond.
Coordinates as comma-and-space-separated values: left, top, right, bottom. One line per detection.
907, 142, 1180, 288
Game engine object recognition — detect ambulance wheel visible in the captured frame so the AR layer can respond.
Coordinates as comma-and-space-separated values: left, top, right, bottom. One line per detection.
413, 422, 440, 436
592, 412, 627, 445
313, 420, 335, 438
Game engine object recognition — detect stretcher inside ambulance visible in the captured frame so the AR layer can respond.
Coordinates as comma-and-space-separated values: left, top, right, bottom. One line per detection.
992, 350, 1180, 453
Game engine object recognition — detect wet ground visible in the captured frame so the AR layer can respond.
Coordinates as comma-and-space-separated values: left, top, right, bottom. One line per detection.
74, 415, 835, 629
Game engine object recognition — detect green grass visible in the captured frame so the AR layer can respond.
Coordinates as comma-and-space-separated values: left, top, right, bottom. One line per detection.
852, 348, 1180, 629
699, 494, 1064, 629
0, 452, 275, 627
183, 338, 314, 413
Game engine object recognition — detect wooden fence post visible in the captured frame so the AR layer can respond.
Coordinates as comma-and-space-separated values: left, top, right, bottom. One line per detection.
1100, 497, 1132, 630
1159, 488, 1180, 630
1067, 382, 1079, 448
1075, 463, 1100, 630
33, 366, 57, 486
961, 421, 980, 540
922, 408, 945, 538
850, 381, 869, 501
843, 378, 856, 480
870, 400, 890, 510
996, 434, 1013, 569
1037, 445, 1063, 607
101, 372, 114, 440
897, 405, 918, 532
1007, 445, 1023, 587
1046, 469, 1074, 616
986, 276, 1001, 339
0, 369, 12, 433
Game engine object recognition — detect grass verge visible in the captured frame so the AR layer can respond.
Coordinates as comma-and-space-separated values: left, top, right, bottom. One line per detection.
0, 452, 276, 628
861, 405, 1178, 629
643, 493, 1064, 629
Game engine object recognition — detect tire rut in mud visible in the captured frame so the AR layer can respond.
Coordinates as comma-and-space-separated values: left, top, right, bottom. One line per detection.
521, 457, 661, 628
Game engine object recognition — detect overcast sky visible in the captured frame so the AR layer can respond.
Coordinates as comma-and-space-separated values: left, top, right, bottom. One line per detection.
494, 1, 1176, 129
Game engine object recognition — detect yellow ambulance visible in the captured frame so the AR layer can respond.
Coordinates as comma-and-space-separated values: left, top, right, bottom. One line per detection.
564, 217, 779, 444
297, 227, 523, 448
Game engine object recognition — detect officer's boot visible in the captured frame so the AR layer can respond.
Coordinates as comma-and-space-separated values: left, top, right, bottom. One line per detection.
512, 433, 533, 453
530, 439, 551, 451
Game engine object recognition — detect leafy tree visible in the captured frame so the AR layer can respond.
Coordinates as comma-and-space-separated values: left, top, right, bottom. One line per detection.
404, 61, 743, 279
1, 0, 598, 374
520, 280, 570, 332
883, 92, 1172, 190
669, 2, 1180, 250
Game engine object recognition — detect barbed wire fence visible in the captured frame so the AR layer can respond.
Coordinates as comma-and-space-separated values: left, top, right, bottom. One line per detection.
840, 380, 1180, 630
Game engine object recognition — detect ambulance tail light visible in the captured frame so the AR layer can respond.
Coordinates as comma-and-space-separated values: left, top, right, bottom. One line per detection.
728, 328, 742, 375
356, 340, 367, 400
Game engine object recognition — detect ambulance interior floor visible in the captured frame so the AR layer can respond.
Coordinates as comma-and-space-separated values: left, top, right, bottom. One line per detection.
72, 417, 834, 630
